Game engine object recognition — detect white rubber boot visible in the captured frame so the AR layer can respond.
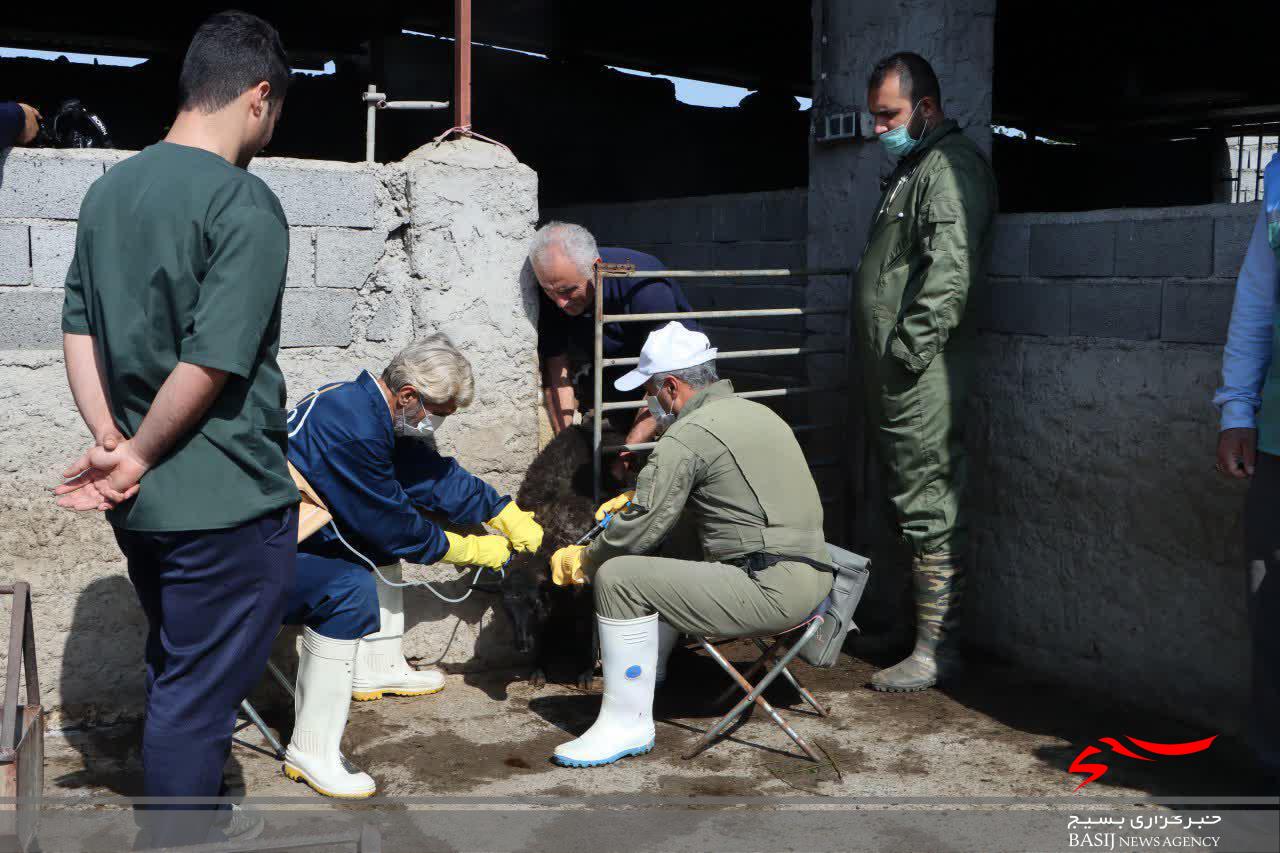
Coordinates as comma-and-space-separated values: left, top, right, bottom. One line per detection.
553, 613, 658, 767
283, 628, 376, 798
655, 619, 679, 684
352, 564, 446, 701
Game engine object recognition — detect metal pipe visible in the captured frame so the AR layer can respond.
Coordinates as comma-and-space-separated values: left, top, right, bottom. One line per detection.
601, 385, 845, 412
601, 345, 842, 368
600, 268, 852, 279
454, 0, 472, 128
380, 101, 450, 111
601, 422, 836, 455
239, 700, 286, 759
602, 307, 846, 324
592, 262, 605, 503
2, 582, 28, 751
364, 85, 379, 163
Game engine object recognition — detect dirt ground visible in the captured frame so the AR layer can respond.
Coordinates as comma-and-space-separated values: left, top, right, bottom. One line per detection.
45, 641, 1264, 803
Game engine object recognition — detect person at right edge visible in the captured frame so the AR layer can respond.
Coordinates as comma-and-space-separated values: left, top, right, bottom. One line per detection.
854, 53, 997, 692
1213, 150, 1279, 794
53, 12, 296, 847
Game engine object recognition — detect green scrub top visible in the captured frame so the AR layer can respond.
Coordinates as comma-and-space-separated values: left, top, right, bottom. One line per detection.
61, 141, 298, 532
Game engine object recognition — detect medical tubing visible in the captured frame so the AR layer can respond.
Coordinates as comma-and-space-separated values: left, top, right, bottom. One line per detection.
327, 517, 502, 603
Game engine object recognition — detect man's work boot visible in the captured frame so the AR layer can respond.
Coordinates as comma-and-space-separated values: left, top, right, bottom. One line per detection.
870, 554, 964, 692
553, 612, 658, 767
352, 564, 446, 701
283, 628, 377, 798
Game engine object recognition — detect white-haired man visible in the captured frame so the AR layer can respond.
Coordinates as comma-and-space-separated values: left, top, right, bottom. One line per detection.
280, 334, 543, 797
547, 322, 833, 766
530, 222, 697, 463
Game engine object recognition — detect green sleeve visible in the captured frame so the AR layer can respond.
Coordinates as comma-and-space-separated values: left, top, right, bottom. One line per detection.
60, 227, 90, 335
180, 205, 289, 379
584, 436, 701, 575
889, 159, 994, 374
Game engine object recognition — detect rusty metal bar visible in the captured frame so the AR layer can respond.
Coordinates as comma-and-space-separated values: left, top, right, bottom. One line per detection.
601, 385, 844, 413
592, 262, 606, 504
603, 307, 845, 324
454, 0, 472, 129
601, 422, 837, 455
600, 267, 851, 279
602, 345, 842, 368
2, 583, 29, 753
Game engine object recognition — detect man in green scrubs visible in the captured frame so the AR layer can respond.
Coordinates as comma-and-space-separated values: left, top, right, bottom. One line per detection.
54, 11, 297, 846
854, 52, 997, 692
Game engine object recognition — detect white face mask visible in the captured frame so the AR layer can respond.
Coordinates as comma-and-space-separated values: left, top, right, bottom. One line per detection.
646, 394, 676, 433
395, 395, 446, 438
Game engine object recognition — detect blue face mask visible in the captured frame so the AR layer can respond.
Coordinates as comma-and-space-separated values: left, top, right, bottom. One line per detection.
878, 101, 925, 159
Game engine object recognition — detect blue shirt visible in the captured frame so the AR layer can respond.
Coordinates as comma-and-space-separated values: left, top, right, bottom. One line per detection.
1214, 154, 1280, 430
0, 102, 24, 149
537, 247, 697, 401
287, 370, 510, 566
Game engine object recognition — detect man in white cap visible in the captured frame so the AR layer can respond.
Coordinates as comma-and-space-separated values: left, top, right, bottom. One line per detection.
547, 322, 834, 767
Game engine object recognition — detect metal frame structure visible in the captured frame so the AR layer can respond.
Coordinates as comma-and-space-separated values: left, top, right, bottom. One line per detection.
683, 601, 830, 762
1, 582, 42, 853
590, 262, 855, 521
362, 86, 450, 163
236, 662, 297, 761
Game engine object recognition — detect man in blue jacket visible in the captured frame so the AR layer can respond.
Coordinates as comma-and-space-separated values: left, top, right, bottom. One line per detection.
282, 335, 543, 797
1213, 151, 1280, 792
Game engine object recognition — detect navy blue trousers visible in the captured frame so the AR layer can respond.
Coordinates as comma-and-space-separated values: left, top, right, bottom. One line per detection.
1245, 453, 1280, 790
284, 548, 380, 640
114, 507, 296, 847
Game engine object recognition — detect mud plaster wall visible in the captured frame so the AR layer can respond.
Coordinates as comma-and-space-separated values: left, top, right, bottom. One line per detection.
0, 141, 540, 727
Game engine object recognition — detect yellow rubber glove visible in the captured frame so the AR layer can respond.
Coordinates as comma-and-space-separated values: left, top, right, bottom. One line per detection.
486, 501, 544, 554
594, 490, 636, 522
550, 545, 588, 586
442, 531, 512, 569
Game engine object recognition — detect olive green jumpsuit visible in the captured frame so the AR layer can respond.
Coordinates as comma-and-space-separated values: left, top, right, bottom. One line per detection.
585, 380, 833, 637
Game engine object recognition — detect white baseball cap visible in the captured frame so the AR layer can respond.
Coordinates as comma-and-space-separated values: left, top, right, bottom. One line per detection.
614, 321, 717, 392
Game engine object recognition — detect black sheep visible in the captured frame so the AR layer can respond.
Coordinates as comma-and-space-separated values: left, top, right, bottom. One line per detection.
499, 423, 628, 688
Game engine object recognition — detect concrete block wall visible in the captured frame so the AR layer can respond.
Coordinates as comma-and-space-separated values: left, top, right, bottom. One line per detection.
0, 142, 539, 727
966, 202, 1259, 732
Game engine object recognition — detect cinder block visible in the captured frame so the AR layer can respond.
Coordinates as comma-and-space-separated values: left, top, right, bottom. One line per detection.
31, 222, 77, 288
761, 193, 807, 242
988, 222, 1029, 277
249, 163, 378, 228
1161, 280, 1234, 344
315, 228, 384, 289
0, 150, 102, 219
365, 296, 403, 342
758, 241, 807, 272
711, 197, 765, 243
281, 290, 355, 347
1069, 281, 1162, 340
0, 290, 63, 349
1029, 222, 1115, 277
1115, 217, 1213, 278
1214, 208, 1259, 279
0, 224, 30, 286
979, 279, 1070, 336
287, 228, 315, 288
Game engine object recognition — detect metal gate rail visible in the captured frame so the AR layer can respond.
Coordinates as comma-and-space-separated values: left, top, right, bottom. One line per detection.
591, 263, 854, 523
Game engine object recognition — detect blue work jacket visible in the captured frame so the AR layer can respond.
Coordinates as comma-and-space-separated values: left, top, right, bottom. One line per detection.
286, 370, 510, 566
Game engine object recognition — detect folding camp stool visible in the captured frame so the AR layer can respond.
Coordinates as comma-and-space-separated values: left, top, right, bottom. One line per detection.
236, 660, 295, 760
683, 598, 830, 762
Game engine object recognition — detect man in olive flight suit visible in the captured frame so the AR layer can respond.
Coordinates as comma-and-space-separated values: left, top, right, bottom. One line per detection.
548, 322, 834, 767
854, 52, 997, 692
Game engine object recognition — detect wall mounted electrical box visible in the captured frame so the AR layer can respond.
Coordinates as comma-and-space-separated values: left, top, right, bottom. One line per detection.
814, 110, 859, 143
